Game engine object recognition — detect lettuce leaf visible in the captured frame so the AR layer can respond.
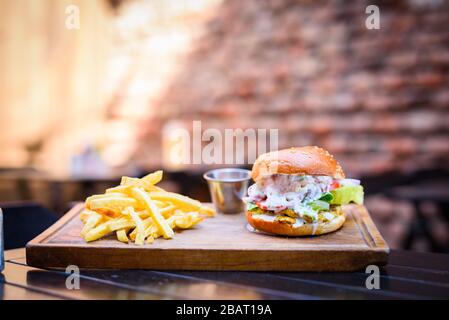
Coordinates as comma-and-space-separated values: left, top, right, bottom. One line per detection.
330, 185, 364, 205
309, 200, 330, 212
318, 192, 334, 203
246, 202, 259, 211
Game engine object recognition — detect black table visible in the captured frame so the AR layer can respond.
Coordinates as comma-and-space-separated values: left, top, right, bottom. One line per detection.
1, 248, 448, 299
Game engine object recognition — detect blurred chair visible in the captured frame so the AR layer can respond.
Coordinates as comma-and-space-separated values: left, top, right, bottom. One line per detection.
1, 201, 58, 250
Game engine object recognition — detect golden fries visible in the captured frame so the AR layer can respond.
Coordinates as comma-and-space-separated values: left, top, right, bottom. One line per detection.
88, 197, 141, 211
199, 205, 215, 217
160, 204, 177, 218
80, 170, 214, 245
131, 187, 174, 239
108, 217, 135, 231
126, 207, 146, 245
84, 224, 110, 242
80, 210, 103, 236
142, 170, 163, 185
148, 192, 202, 211
106, 185, 131, 194
167, 211, 203, 229
86, 193, 128, 203
120, 170, 164, 192
116, 229, 129, 243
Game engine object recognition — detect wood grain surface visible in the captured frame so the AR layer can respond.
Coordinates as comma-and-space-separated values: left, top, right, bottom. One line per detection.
26, 203, 389, 271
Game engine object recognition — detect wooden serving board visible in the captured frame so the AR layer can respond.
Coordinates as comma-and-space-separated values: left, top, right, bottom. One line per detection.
26, 203, 389, 271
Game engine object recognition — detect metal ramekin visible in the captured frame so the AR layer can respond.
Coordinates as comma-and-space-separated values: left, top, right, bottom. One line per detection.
203, 168, 252, 214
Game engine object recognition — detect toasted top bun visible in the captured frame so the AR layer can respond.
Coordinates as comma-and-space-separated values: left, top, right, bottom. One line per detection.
246, 211, 345, 236
251, 146, 345, 181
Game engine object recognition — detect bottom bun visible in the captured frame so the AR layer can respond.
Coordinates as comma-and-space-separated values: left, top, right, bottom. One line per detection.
246, 211, 346, 236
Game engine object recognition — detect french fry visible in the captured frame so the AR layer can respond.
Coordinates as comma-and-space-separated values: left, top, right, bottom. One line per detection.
95, 207, 121, 218
85, 193, 130, 211
149, 185, 165, 192
120, 172, 164, 192
81, 170, 212, 244
148, 192, 202, 211
116, 229, 129, 243
149, 228, 162, 239
179, 212, 203, 229
141, 219, 159, 239
160, 204, 177, 218
146, 235, 154, 244
167, 211, 203, 229
86, 192, 128, 203
131, 187, 174, 239
129, 229, 136, 241
122, 208, 149, 219
126, 207, 146, 245
142, 170, 163, 185
81, 211, 103, 236
166, 215, 177, 229
120, 176, 147, 188
129, 217, 153, 241
80, 209, 96, 223
106, 185, 131, 194
84, 224, 111, 242
153, 200, 167, 208
199, 206, 215, 217
108, 217, 135, 231
89, 197, 140, 211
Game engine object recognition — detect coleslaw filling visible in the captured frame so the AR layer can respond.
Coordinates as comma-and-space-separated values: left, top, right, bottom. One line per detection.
244, 174, 362, 223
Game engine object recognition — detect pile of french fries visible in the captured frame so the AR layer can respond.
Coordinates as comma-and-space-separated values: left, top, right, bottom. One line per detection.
80, 170, 214, 245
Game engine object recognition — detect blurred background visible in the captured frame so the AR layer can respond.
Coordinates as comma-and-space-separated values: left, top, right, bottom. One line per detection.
0, 0, 448, 252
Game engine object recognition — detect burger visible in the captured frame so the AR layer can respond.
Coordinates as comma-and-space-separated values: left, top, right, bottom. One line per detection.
244, 146, 364, 236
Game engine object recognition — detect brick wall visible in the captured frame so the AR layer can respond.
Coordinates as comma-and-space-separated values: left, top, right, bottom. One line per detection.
144, 0, 449, 178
